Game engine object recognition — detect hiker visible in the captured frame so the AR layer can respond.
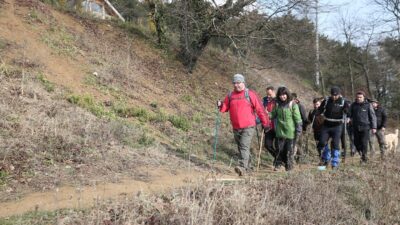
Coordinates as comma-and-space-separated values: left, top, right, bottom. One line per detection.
317, 86, 350, 169
217, 74, 270, 176
262, 86, 277, 165
349, 91, 377, 163
292, 93, 308, 161
306, 97, 324, 156
368, 99, 387, 159
269, 86, 302, 171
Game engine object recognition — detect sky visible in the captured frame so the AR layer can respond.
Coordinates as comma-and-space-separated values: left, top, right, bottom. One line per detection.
316, 0, 391, 44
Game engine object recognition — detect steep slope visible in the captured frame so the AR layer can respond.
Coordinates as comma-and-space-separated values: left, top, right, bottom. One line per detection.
0, 0, 318, 216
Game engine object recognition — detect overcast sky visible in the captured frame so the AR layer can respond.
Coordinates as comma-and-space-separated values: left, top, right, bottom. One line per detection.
316, 0, 390, 43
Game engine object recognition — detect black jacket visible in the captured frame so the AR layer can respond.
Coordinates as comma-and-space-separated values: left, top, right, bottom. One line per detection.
374, 106, 387, 129
350, 101, 377, 131
318, 96, 350, 127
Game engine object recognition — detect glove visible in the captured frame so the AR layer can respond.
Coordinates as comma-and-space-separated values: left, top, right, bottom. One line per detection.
263, 125, 271, 133
217, 100, 222, 108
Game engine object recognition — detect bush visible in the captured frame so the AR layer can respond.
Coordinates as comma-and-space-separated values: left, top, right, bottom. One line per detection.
168, 115, 190, 131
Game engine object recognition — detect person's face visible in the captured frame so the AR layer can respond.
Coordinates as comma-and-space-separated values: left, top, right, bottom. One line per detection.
266, 89, 275, 97
372, 102, 378, 108
356, 94, 365, 103
314, 101, 321, 109
279, 94, 287, 102
233, 82, 245, 92
332, 94, 340, 101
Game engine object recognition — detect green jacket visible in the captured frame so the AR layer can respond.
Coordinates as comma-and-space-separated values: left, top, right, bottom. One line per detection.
270, 101, 302, 139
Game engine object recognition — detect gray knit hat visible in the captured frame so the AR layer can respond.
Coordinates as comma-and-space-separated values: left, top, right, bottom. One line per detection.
232, 74, 245, 83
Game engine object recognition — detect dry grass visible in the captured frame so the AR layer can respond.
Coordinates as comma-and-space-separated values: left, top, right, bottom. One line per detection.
3, 155, 399, 224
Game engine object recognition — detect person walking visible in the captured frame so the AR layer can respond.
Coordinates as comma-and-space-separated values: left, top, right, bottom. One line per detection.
349, 91, 377, 163
262, 86, 277, 165
317, 86, 350, 169
306, 97, 324, 156
269, 86, 302, 171
218, 74, 270, 176
368, 99, 387, 159
292, 93, 308, 162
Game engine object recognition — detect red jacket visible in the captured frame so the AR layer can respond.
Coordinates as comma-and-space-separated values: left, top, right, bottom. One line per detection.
264, 97, 276, 130
220, 89, 270, 130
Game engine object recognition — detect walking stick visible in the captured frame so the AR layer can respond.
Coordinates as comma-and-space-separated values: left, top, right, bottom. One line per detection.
212, 107, 221, 161
256, 129, 265, 172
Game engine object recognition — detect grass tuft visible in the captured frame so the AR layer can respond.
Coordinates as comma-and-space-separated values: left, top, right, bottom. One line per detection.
37, 72, 55, 92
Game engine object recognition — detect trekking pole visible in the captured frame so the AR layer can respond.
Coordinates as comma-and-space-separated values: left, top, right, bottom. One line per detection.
256, 129, 265, 172
255, 124, 260, 148
212, 106, 221, 161
343, 114, 348, 164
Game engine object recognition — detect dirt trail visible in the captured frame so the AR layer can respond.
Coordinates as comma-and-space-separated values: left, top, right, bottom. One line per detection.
0, 167, 237, 218
0, 0, 97, 95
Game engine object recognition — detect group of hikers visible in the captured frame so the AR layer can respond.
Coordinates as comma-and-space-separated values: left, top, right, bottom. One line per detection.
217, 74, 388, 176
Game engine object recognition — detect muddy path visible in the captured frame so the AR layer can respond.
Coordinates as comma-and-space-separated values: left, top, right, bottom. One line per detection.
0, 167, 238, 218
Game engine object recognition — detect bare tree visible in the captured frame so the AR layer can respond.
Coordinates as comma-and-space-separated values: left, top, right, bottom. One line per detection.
338, 12, 361, 97
172, 0, 308, 73
373, 0, 400, 39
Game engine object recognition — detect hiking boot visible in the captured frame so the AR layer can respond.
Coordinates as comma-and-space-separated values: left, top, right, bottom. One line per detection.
234, 166, 245, 176
331, 165, 339, 170
273, 166, 285, 172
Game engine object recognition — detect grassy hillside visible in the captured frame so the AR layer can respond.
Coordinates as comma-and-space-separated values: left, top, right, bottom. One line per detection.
1, 0, 399, 224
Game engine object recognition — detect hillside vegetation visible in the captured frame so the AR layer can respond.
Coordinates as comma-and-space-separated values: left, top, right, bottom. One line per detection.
0, 0, 400, 224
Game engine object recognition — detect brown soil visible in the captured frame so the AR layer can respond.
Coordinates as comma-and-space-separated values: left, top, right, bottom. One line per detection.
0, 0, 322, 218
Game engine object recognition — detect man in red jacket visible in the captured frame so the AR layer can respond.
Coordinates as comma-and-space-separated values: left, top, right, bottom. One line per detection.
218, 74, 270, 176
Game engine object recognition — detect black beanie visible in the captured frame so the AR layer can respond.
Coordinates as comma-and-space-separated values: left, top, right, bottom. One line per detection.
330, 86, 341, 95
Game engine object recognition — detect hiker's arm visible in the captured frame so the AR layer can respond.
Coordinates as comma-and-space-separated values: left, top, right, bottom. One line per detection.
317, 99, 326, 114
250, 91, 270, 128
344, 100, 351, 117
293, 104, 303, 136
369, 104, 377, 130
219, 95, 230, 113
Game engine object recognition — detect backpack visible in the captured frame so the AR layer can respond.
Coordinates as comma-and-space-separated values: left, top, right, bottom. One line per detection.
321, 96, 345, 115
228, 88, 261, 124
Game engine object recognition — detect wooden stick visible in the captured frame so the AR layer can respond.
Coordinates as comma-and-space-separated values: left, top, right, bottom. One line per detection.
256, 130, 265, 172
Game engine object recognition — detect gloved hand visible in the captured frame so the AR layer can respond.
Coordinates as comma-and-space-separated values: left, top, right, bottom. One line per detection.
217, 100, 222, 108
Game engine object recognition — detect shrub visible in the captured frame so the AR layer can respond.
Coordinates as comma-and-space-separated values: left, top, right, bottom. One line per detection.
168, 115, 190, 131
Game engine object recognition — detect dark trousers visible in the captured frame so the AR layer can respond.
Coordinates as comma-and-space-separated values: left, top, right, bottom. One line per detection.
353, 129, 370, 162
313, 131, 321, 156
347, 126, 356, 155
317, 124, 343, 152
264, 130, 276, 157
274, 138, 294, 171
